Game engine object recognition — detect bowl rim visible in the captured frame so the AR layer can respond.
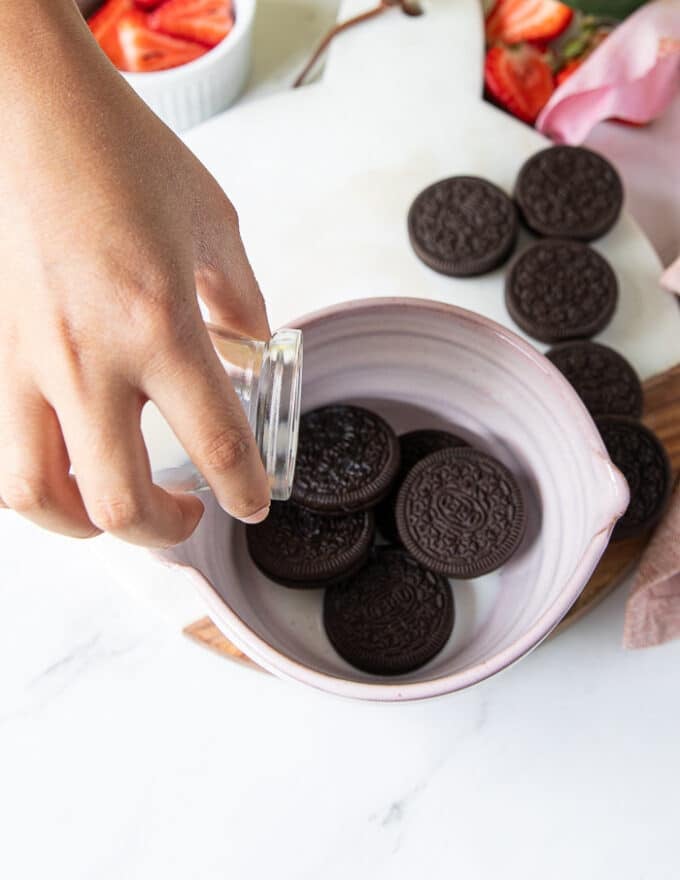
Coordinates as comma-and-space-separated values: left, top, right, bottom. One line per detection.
175, 296, 629, 701
121, 0, 256, 84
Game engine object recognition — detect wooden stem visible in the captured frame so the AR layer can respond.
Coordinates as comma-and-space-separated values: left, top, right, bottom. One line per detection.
293, 1, 420, 89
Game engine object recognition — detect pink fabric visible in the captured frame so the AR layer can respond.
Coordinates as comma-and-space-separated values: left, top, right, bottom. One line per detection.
537, 0, 680, 144
583, 92, 680, 270
624, 485, 680, 648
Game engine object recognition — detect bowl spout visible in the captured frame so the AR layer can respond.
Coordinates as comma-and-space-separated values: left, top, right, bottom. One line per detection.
592, 450, 630, 536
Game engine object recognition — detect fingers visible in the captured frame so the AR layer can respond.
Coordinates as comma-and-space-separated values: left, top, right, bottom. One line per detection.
195, 198, 271, 341
144, 329, 270, 523
0, 383, 98, 538
58, 387, 205, 548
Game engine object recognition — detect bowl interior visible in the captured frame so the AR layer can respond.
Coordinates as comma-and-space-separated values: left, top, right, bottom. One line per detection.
163, 299, 623, 698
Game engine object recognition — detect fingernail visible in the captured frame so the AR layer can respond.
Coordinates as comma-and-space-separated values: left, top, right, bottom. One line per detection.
240, 505, 270, 525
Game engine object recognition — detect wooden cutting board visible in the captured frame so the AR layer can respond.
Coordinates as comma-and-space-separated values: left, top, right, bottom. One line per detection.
184, 362, 680, 664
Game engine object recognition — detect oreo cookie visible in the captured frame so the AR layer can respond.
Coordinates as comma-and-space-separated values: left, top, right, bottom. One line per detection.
596, 417, 671, 541
246, 501, 374, 588
547, 341, 642, 419
515, 145, 623, 241
408, 176, 518, 277
323, 548, 454, 675
291, 404, 400, 513
505, 239, 618, 343
395, 447, 526, 578
375, 429, 469, 543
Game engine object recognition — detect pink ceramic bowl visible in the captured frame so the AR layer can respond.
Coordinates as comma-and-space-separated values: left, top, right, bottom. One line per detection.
160, 298, 629, 701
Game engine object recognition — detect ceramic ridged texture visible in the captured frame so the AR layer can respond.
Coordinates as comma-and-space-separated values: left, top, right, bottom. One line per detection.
159, 300, 628, 700
147, 65, 248, 132
515, 145, 623, 241
122, 0, 254, 132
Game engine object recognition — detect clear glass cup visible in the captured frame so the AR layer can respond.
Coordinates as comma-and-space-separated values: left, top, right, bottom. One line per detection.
145, 326, 303, 502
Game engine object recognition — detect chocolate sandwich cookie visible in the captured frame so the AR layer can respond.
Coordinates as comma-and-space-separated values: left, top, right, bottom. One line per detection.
408, 176, 518, 277
395, 447, 526, 578
246, 501, 374, 588
546, 341, 642, 419
375, 429, 469, 543
515, 145, 623, 241
596, 417, 671, 542
291, 404, 400, 513
505, 239, 618, 343
323, 548, 454, 675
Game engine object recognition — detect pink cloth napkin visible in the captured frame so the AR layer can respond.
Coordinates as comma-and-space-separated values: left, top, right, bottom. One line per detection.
537, 0, 680, 144
624, 484, 680, 648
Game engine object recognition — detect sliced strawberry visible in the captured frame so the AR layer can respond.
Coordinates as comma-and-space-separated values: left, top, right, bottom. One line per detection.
87, 0, 133, 67
486, 0, 573, 46
485, 44, 555, 124
117, 10, 208, 72
149, 0, 234, 48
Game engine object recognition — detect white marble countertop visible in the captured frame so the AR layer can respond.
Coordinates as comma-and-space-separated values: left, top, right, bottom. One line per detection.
2, 3, 680, 878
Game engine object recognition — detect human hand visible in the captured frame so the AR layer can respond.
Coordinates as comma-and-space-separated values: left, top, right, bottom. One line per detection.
0, 0, 271, 547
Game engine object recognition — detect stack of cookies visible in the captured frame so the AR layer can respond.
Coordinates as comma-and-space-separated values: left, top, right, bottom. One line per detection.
408, 145, 672, 542
246, 404, 526, 676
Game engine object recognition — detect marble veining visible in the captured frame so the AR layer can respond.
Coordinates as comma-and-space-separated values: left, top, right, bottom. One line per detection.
0, 632, 142, 726
2, 3, 680, 879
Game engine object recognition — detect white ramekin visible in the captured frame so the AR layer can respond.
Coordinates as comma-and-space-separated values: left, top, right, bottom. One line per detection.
121, 0, 256, 132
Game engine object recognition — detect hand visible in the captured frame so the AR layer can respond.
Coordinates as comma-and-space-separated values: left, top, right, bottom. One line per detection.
0, 0, 271, 547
